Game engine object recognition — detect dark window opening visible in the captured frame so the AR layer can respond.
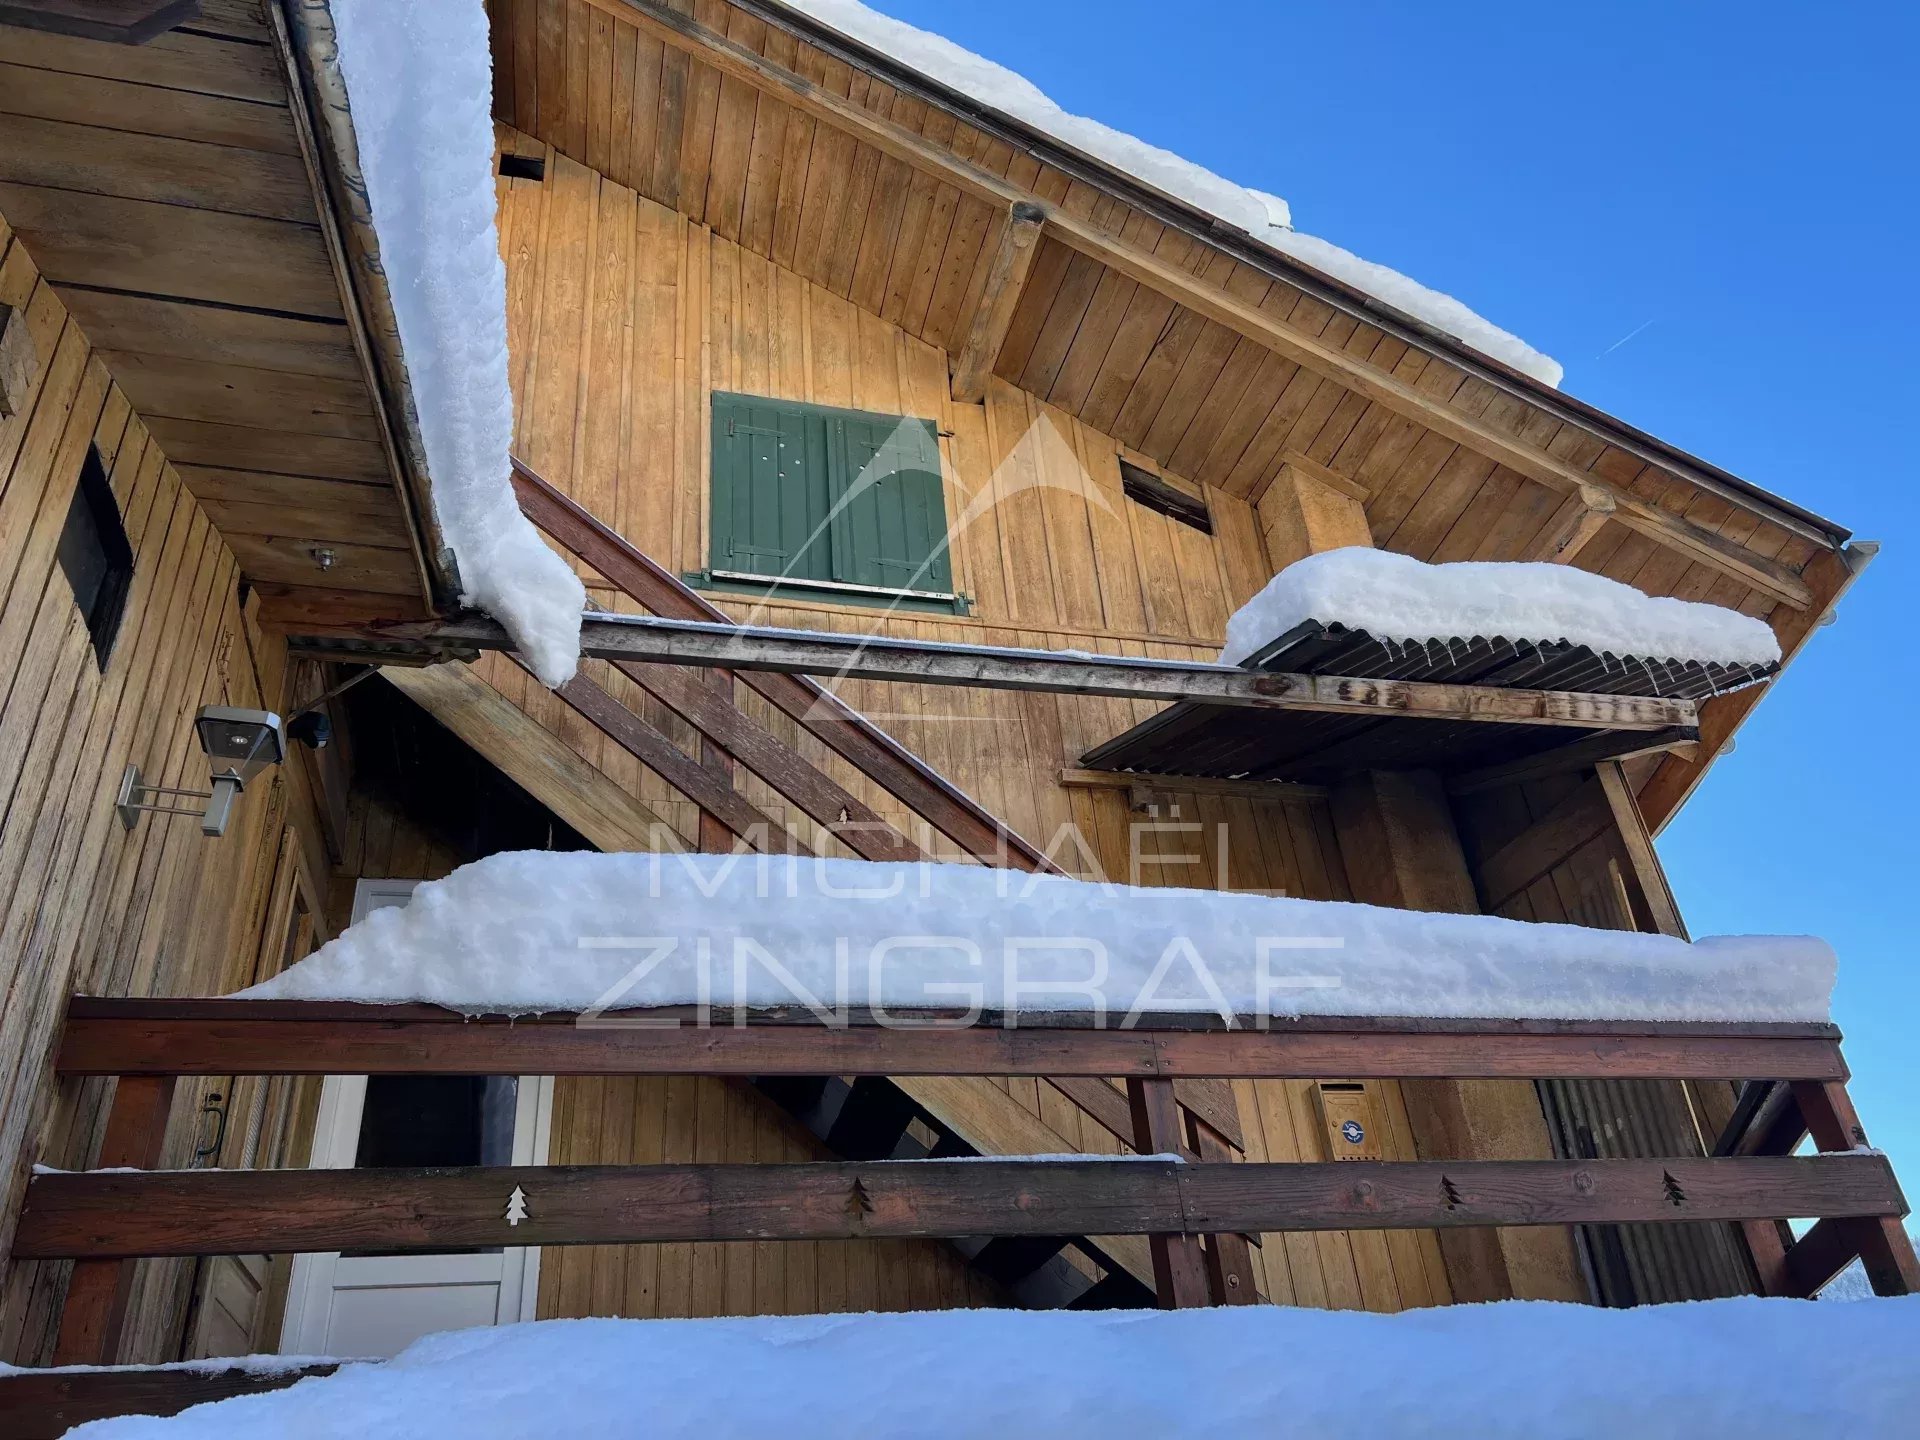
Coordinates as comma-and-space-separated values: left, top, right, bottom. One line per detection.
498, 152, 546, 181
348, 1075, 518, 1257
354, 1075, 517, 1170
57, 443, 134, 668
1120, 458, 1212, 534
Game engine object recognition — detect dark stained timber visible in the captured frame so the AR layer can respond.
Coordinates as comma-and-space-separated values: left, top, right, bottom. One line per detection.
52, 999, 1850, 1082
14, 1156, 1902, 1260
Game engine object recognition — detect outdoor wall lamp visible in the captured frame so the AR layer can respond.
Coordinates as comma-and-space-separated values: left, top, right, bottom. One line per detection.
117, 706, 286, 838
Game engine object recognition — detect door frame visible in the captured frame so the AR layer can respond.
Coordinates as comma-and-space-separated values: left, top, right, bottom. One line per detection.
280, 879, 553, 1353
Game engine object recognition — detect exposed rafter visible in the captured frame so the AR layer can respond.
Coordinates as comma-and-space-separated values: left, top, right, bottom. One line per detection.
950, 201, 1046, 403
0, 0, 197, 44
585, 0, 1817, 611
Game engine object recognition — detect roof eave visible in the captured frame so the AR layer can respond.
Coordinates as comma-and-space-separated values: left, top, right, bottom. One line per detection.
743, 0, 1851, 551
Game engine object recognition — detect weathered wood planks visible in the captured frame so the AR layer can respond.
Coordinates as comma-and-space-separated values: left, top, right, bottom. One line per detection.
52, 999, 1849, 1083
15, 1155, 1902, 1260
425, 610, 1703, 730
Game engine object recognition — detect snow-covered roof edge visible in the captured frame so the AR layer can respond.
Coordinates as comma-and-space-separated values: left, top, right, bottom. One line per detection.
317, 0, 584, 687
770, 0, 1563, 387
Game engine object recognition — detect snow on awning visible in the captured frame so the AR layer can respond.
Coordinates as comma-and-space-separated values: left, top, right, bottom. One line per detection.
239, 853, 1836, 1024
328, 0, 584, 686
57, 1300, 1920, 1437
1219, 549, 1784, 671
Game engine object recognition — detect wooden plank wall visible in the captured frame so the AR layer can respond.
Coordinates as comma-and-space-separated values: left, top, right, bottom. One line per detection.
1452, 775, 1755, 1302
0, 210, 334, 1366
496, 131, 1272, 650
486, 139, 1454, 1313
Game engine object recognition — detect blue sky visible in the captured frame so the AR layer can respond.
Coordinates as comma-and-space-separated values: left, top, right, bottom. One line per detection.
871, 0, 1920, 1177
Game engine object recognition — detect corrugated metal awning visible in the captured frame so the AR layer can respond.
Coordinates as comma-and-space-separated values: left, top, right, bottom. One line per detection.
1080, 622, 1775, 784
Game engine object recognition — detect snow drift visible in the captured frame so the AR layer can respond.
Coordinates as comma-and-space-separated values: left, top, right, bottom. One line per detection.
239, 852, 1835, 1024
779, 0, 1562, 385
1219, 547, 1784, 670
59, 1300, 1920, 1438
330, 0, 584, 686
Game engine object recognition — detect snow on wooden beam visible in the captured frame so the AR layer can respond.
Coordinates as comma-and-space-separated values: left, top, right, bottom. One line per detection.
53, 1000, 1848, 1083
14, 1155, 1902, 1260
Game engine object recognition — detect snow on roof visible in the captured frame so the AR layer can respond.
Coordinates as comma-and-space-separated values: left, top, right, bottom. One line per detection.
331, 0, 584, 687
60, 1300, 1920, 1437
1219, 548, 1785, 670
777, 0, 1564, 387
239, 852, 1834, 1024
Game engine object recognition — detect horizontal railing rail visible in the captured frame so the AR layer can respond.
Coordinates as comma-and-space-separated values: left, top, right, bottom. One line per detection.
16, 1156, 1901, 1260
53, 999, 1849, 1082
21, 993, 1919, 1373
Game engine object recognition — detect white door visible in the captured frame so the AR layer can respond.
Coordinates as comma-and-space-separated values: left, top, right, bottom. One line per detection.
281, 879, 553, 1358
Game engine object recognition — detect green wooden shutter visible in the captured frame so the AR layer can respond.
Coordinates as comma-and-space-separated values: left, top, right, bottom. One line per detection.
826, 413, 952, 594
710, 394, 833, 584
710, 394, 956, 606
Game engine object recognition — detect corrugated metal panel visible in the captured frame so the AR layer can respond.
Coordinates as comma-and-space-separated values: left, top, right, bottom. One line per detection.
1538, 1078, 1757, 1304
1081, 621, 1774, 782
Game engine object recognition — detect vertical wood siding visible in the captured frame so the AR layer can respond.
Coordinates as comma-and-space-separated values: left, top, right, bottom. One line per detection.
0, 213, 333, 1365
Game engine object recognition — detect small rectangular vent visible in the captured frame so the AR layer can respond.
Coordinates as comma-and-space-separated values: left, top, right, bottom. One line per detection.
498, 153, 546, 181
1119, 459, 1211, 533
57, 443, 134, 669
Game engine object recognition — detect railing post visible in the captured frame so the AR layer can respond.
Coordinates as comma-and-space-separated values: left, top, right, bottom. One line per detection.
1126, 1077, 1210, 1307
1790, 1080, 1920, 1296
1185, 1113, 1258, 1304
51, 1075, 178, 1364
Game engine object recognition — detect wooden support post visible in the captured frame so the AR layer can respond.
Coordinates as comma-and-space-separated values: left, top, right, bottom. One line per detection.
51, 1075, 177, 1365
1126, 1077, 1210, 1307
1331, 769, 1587, 1303
1790, 1080, 1920, 1296
951, 202, 1046, 403
1256, 453, 1372, 569
1186, 1114, 1258, 1305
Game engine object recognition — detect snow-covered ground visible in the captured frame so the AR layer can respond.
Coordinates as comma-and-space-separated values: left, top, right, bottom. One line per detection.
330, 0, 584, 686
237, 851, 1836, 1024
1219, 547, 1784, 669
779, 0, 1563, 386
60, 1299, 1920, 1438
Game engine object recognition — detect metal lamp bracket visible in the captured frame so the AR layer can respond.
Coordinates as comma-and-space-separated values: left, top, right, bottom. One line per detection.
116, 765, 243, 836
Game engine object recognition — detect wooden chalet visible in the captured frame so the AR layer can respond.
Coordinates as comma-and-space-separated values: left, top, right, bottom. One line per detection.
0, 0, 1910, 1430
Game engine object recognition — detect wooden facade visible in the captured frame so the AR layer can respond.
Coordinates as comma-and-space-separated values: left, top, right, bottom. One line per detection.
0, 213, 338, 1363
0, 0, 1907, 1414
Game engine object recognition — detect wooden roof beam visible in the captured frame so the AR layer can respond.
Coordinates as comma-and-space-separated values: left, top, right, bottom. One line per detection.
0, 0, 198, 44
590, 0, 1815, 610
424, 612, 1703, 732
1526, 484, 1617, 564
950, 201, 1046, 403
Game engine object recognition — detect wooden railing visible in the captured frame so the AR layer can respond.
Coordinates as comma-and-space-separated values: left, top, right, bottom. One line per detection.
17, 996, 1917, 1373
